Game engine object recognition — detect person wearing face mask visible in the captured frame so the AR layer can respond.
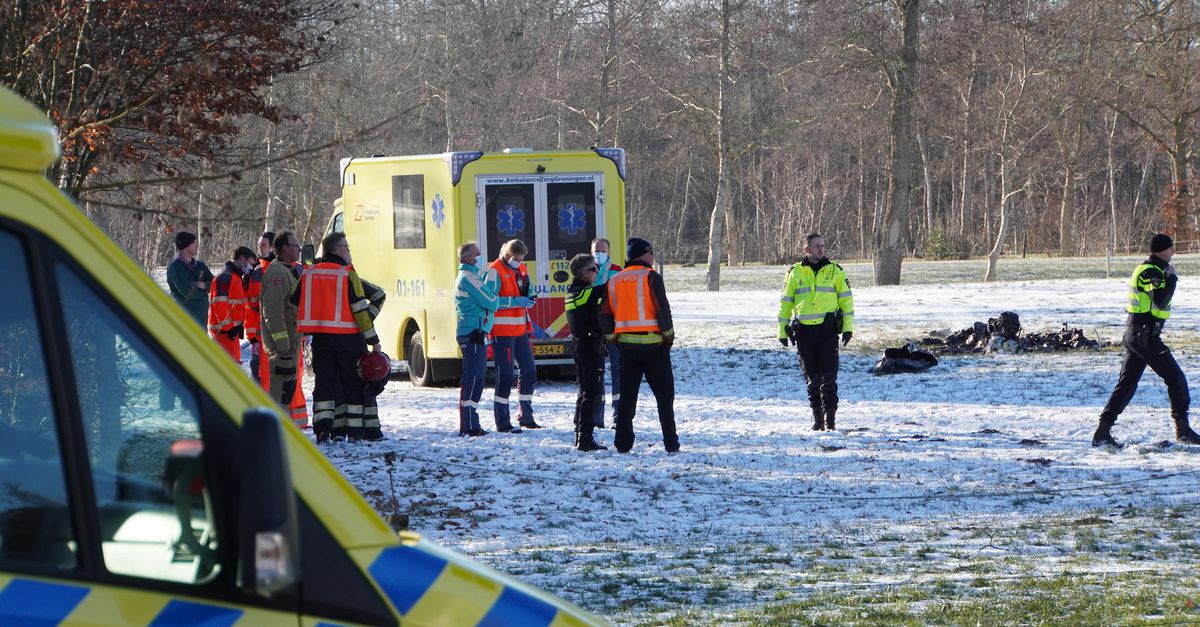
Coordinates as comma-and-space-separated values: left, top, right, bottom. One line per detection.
485, 239, 540, 432
777, 233, 854, 432
455, 242, 502, 436
208, 246, 255, 362
590, 238, 624, 429
291, 232, 381, 443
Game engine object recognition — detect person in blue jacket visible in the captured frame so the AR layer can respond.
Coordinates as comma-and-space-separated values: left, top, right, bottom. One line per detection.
455, 242, 503, 436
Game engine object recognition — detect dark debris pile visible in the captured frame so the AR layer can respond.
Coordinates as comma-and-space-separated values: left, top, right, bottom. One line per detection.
918, 311, 1102, 354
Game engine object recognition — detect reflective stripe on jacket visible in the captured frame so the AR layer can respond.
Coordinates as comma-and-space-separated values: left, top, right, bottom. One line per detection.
294, 257, 379, 342
1127, 261, 1172, 320
207, 263, 246, 333
486, 259, 531, 337
243, 259, 269, 339
456, 264, 500, 336
608, 267, 660, 334
777, 258, 854, 337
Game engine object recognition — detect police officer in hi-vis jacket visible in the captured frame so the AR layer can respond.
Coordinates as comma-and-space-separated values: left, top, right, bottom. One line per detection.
778, 233, 854, 432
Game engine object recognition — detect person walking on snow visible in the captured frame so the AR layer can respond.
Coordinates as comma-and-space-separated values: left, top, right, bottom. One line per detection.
777, 233, 855, 431
566, 253, 609, 451
590, 238, 624, 429
455, 242, 501, 437
600, 237, 679, 454
485, 239, 540, 432
1094, 233, 1200, 448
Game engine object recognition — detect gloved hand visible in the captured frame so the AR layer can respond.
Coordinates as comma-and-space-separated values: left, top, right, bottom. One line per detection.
370, 341, 382, 352
224, 327, 239, 341
842, 331, 853, 347
234, 324, 245, 339
514, 296, 535, 308
662, 333, 675, 347
779, 338, 789, 348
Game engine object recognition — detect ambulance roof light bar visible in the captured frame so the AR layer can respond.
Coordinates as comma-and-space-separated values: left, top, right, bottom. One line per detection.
447, 151, 484, 186
591, 147, 626, 180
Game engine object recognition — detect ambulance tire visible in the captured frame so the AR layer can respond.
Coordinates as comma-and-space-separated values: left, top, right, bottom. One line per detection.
407, 332, 434, 387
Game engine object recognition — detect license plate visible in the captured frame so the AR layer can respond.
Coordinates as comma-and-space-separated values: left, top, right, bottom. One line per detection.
532, 343, 564, 356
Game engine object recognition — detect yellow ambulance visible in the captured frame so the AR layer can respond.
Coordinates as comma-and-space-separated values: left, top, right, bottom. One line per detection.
327, 149, 627, 385
0, 88, 602, 624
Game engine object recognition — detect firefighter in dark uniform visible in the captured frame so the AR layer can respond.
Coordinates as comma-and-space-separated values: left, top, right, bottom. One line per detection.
566, 253, 609, 452
291, 232, 380, 443
778, 233, 854, 431
1094, 233, 1200, 448
359, 277, 388, 441
600, 238, 679, 454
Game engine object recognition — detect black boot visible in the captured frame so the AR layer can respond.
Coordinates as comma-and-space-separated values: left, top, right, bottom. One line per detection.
1092, 418, 1122, 448
811, 408, 825, 431
825, 411, 836, 431
577, 428, 607, 451
1175, 417, 1200, 444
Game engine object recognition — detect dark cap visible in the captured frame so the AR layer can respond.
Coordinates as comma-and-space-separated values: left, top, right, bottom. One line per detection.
174, 231, 197, 251
233, 246, 256, 260
626, 237, 653, 260
1150, 233, 1174, 253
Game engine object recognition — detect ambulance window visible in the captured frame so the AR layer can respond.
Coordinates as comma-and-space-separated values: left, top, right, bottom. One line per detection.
484, 184, 536, 261
55, 264, 220, 585
392, 174, 426, 249
545, 182, 596, 260
0, 230, 76, 571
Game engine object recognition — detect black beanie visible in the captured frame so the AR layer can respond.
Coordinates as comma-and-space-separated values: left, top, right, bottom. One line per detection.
1150, 233, 1174, 254
626, 237, 652, 260
174, 231, 197, 251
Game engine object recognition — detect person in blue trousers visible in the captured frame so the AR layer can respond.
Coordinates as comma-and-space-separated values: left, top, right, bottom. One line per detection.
454, 242, 501, 436
591, 238, 623, 429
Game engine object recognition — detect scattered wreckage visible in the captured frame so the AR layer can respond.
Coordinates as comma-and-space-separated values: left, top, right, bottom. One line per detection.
871, 311, 1103, 375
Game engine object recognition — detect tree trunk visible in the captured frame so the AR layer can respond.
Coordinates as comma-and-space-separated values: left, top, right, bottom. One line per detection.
705, 0, 733, 291
985, 155, 1016, 282
1107, 112, 1119, 278
1057, 162, 1074, 256
917, 130, 935, 242
873, 0, 920, 286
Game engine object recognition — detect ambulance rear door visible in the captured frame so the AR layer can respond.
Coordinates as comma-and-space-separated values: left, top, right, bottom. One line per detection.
475, 173, 606, 358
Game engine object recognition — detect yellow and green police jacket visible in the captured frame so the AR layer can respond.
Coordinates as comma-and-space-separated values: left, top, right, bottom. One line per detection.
777, 257, 854, 338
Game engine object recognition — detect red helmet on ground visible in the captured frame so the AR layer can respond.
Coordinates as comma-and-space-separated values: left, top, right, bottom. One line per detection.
356, 350, 391, 382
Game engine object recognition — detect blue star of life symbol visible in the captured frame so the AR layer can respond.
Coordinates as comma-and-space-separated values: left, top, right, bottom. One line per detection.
497, 204, 525, 236
557, 203, 585, 235
432, 194, 445, 229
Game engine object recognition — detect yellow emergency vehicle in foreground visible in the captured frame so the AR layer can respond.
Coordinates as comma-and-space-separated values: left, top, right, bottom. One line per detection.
0, 87, 601, 625
327, 149, 627, 385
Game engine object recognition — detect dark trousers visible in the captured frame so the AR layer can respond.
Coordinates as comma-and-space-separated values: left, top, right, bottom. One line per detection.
614, 344, 678, 453
1101, 328, 1190, 423
492, 334, 537, 428
458, 335, 487, 434
311, 334, 367, 440
249, 340, 262, 386
796, 325, 840, 417
592, 343, 621, 427
574, 343, 605, 440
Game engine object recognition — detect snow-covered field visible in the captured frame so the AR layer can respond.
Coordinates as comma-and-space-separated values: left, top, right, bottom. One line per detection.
312, 263, 1200, 624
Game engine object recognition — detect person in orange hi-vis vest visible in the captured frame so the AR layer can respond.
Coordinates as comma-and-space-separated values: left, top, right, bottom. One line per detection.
292, 232, 381, 443
484, 239, 540, 433
208, 246, 255, 362
249, 232, 310, 429
599, 237, 679, 454
244, 230, 275, 386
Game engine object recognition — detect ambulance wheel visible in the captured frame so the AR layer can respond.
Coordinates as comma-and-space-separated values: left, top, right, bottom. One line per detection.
407, 332, 433, 387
